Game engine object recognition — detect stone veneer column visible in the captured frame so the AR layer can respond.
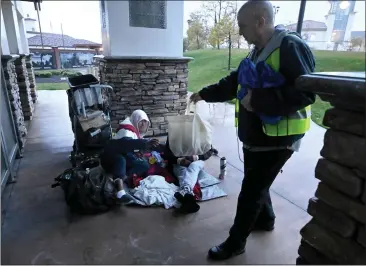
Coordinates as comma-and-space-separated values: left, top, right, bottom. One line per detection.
2, 56, 27, 150
294, 73, 366, 265
98, 57, 192, 136
14, 55, 34, 120
25, 54, 37, 103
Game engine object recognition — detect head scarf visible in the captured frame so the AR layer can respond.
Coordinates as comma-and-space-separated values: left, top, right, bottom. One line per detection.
130, 109, 150, 137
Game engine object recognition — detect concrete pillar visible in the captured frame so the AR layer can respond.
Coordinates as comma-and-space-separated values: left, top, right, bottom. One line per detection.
14, 55, 34, 120
97, 0, 192, 136
325, 14, 335, 42
101, 0, 183, 57
17, 10, 30, 54
1, 8, 11, 55
2, 0, 23, 54
1, 55, 27, 150
25, 54, 38, 103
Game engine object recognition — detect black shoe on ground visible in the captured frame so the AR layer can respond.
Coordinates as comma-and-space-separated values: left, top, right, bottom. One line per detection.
208, 239, 246, 260
174, 192, 185, 203
175, 193, 200, 214
182, 194, 200, 213
252, 223, 275, 231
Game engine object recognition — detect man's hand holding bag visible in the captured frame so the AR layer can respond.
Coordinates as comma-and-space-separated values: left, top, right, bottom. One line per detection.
166, 102, 213, 157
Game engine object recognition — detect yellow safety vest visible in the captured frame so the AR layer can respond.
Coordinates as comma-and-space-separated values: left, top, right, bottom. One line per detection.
235, 45, 311, 137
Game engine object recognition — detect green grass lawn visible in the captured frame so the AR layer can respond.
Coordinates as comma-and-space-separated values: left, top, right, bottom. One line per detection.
37, 82, 69, 90
184, 49, 365, 126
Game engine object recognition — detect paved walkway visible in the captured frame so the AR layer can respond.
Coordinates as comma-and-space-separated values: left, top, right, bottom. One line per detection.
196, 100, 325, 210
1, 91, 325, 264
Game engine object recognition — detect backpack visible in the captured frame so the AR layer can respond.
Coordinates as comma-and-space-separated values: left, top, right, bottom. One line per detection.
52, 166, 117, 214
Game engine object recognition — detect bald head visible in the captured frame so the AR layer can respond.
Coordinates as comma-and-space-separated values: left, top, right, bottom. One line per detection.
237, 0, 275, 47
238, 0, 274, 27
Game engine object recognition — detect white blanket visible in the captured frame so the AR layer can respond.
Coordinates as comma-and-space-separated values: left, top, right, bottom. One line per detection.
128, 169, 227, 209
131, 175, 179, 209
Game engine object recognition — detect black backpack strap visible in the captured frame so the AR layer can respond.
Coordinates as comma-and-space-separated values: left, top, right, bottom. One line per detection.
51, 168, 75, 188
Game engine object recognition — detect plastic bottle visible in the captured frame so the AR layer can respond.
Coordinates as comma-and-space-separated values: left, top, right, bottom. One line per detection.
219, 157, 227, 180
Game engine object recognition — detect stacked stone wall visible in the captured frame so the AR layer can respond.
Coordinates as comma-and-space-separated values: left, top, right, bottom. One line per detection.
2, 56, 27, 150
25, 54, 37, 103
14, 55, 34, 120
98, 58, 191, 136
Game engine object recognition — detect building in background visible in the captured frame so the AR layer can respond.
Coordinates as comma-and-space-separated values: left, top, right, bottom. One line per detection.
24, 14, 102, 69
286, 20, 328, 50
285, 0, 365, 51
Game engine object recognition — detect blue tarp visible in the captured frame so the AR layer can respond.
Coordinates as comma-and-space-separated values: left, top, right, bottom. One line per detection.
237, 58, 286, 125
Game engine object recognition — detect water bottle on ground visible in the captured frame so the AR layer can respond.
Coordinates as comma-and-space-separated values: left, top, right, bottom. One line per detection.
219, 157, 227, 180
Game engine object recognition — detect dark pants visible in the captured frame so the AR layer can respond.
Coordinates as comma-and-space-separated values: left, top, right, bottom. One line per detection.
100, 153, 149, 179
229, 148, 293, 244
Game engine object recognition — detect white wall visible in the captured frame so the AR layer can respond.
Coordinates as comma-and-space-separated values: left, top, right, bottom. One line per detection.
101, 0, 184, 58
1, 0, 30, 55
2, 1, 25, 54
302, 30, 327, 50
25, 19, 38, 32
13, 0, 26, 18
17, 11, 30, 54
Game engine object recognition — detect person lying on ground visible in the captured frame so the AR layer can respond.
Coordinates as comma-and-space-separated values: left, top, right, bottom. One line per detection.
162, 136, 217, 213
100, 110, 160, 203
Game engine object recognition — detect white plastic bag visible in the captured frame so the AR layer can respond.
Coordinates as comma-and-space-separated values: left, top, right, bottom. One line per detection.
166, 102, 212, 157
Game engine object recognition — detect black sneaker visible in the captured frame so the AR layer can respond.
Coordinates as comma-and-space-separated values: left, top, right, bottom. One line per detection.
182, 194, 200, 213
208, 239, 246, 260
175, 193, 200, 214
252, 222, 275, 231
174, 192, 185, 203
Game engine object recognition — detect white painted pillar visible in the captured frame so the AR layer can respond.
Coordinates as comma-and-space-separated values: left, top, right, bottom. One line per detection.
2, 0, 23, 54
1, 8, 11, 55
17, 10, 30, 54
100, 0, 184, 58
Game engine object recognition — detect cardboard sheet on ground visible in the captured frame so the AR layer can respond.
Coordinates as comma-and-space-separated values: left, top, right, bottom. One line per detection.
124, 170, 227, 208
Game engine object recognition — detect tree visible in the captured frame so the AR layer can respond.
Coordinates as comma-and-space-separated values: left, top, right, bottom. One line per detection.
71, 53, 80, 66
227, 0, 242, 49
208, 13, 235, 49
201, 1, 236, 49
183, 37, 189, 52
40, 53, 46, 69
48, 55, 54, 68
208, 27, 219, 48
351, 37, 365, 51
186, 11, 207, 50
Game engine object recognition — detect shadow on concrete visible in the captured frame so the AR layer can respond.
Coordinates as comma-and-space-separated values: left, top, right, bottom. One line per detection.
1, 91, 323, 264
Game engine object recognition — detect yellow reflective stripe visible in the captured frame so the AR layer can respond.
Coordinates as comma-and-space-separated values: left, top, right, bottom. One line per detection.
262, 117, 311, 136
265, 49, 280, 72
235, 99, 239, 127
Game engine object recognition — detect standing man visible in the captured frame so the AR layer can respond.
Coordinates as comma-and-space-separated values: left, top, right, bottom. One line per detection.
190, 0, 315, 261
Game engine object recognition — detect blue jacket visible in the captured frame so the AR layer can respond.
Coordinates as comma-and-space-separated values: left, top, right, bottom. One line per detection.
237, 58, 286, 125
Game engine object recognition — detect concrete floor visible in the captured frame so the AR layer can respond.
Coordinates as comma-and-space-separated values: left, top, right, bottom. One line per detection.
1, 91, 325, 264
